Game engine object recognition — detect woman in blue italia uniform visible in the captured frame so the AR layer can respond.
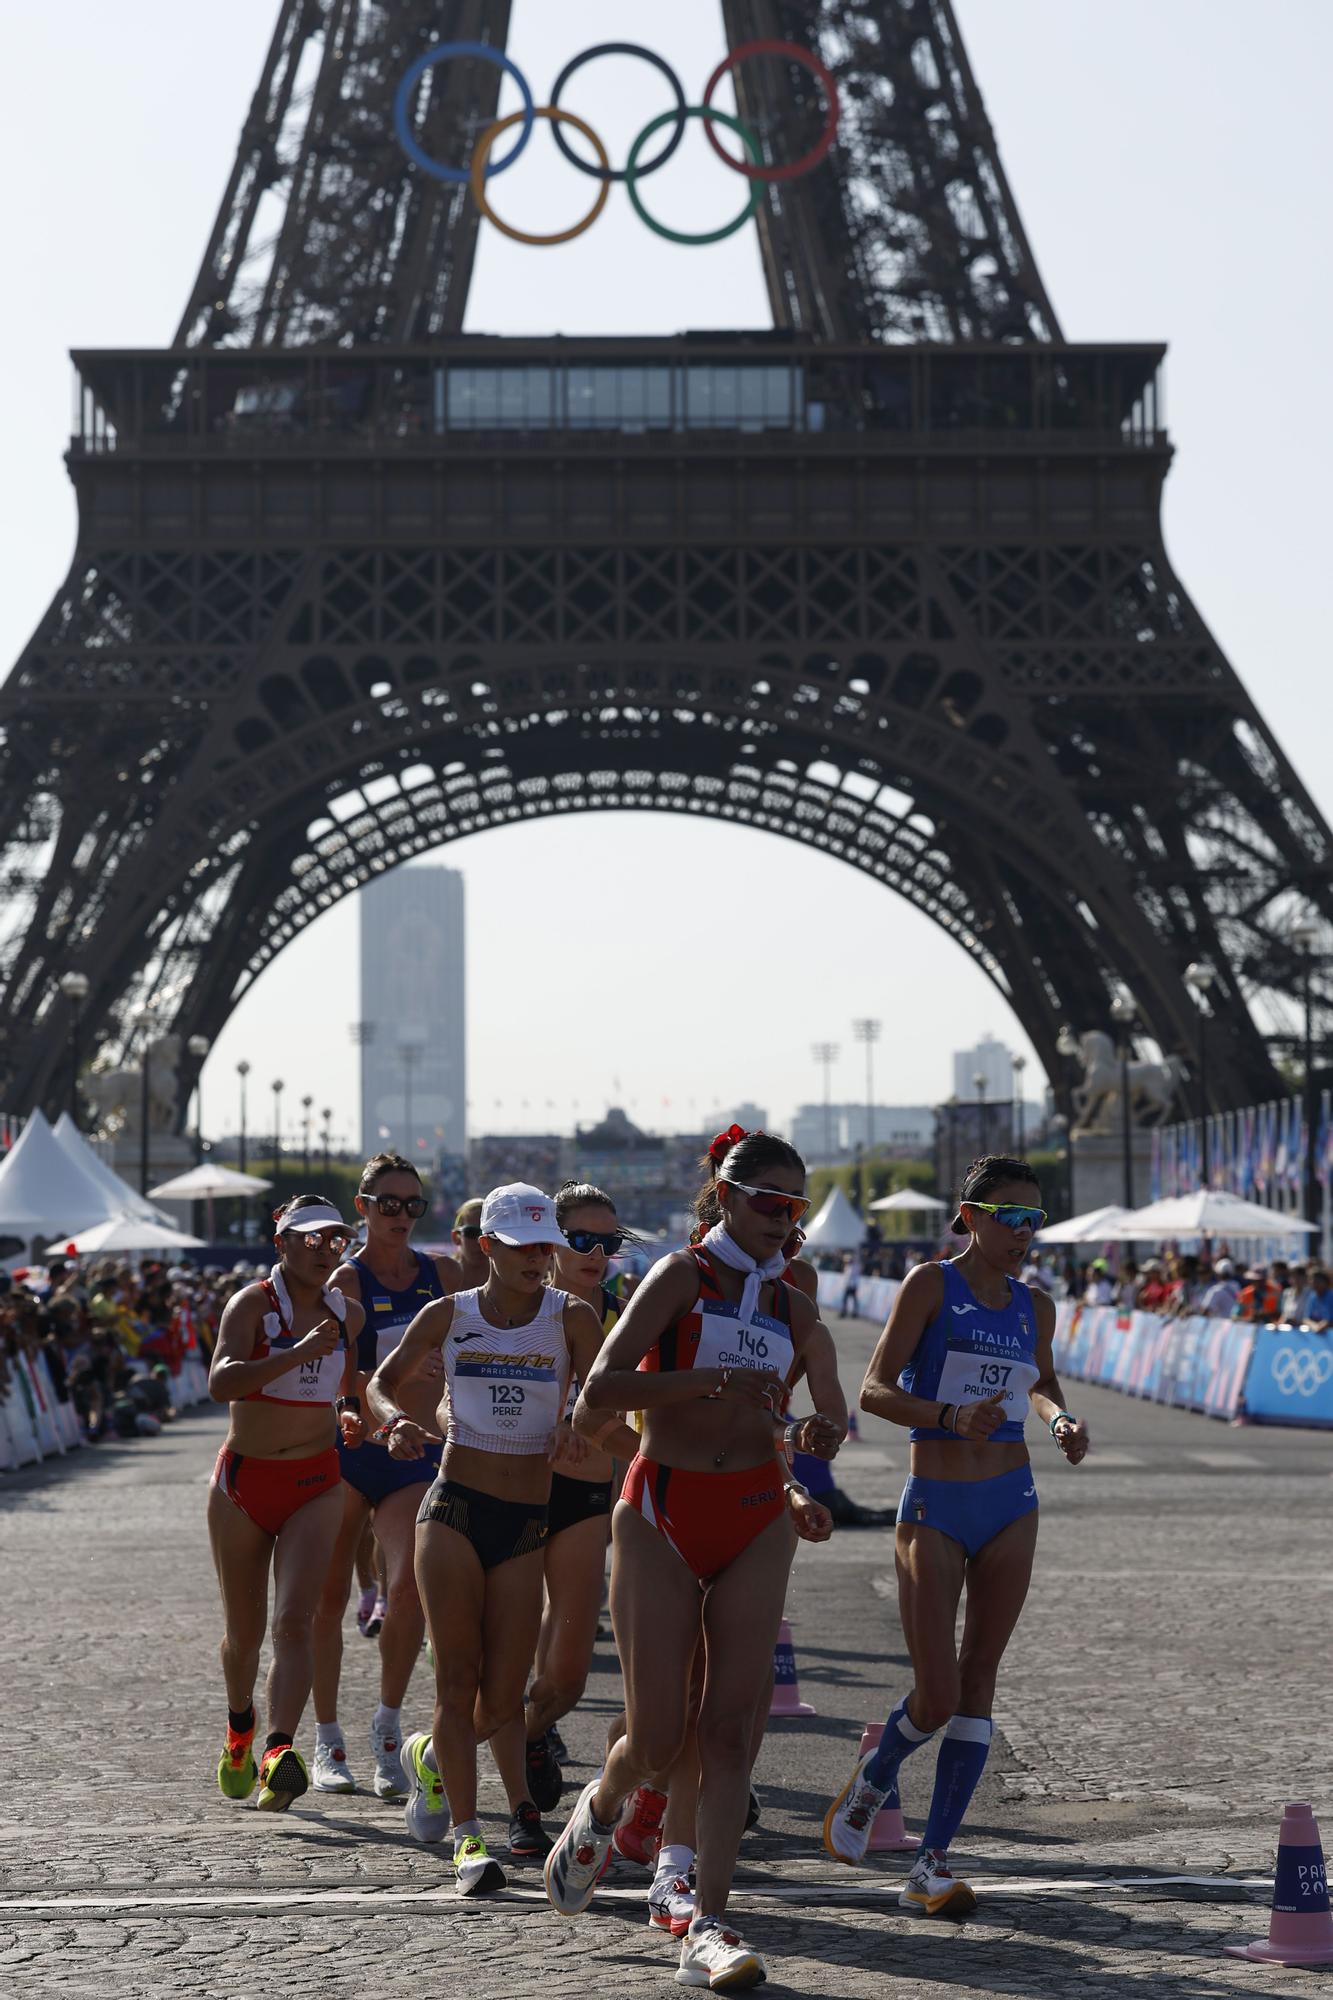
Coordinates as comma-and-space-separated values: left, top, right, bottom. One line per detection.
823, 1154, 1089, 1914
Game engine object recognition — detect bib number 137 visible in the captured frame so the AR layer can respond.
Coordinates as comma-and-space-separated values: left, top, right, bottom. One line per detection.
976, 1363, 1012, 1389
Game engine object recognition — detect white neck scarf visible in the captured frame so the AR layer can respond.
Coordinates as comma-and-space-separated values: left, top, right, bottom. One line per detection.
700, 1222, 786, 1322
268, 1263, 345, 1331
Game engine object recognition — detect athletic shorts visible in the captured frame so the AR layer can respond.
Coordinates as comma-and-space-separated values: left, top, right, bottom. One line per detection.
212, 1444, 341, 1539
338, 1434, 441, 1509
547, 1473, 614, 1541
621, 1455, 786, 1583
896, 1463, 1038, 1560
417, 1479, 548, 1570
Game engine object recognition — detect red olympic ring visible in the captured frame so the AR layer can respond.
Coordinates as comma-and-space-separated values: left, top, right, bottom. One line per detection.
702, 39, 840, 184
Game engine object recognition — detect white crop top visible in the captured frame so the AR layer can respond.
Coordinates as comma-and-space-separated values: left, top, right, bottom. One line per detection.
444, 1285, 572, 1456
247, 1267, 348, 1406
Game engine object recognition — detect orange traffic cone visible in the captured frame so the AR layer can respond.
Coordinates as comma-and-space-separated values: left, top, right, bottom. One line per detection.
768, 1619, 815, 1718
856, 1723, 918, 1853
845, 1407, 861, 1441
1225, 1802, 1333, 1966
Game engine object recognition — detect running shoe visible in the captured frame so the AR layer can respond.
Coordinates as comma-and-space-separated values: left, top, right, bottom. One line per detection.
675, 1916, 767, 1990
363, 1593, 387, 1638
400, 1730, 451, 1844
370, 1716, 408, 1799
822, 1751, 887, 1866
355, 1585, 377, 1636
547, 1723, 570, 1767
745, 1788, 761, 1832
544, 1777, 619, 1916
216, 1727, 257, 1801
525, 1731, 564, 1812
454, 1833, 506, 1898
508, 1801, 555, 1859
312, 1735, 356, 1793
613, 1782, 667, 1866
255, 1744, 308, 1813
900, 1848, 977, 1918
649, 1873, 696, 1939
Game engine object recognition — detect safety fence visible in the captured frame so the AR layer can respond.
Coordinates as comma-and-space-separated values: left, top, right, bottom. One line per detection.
0, 1350, 210, 1474
815, 1268, 900, 1326
1054, 1302, 1333, 1429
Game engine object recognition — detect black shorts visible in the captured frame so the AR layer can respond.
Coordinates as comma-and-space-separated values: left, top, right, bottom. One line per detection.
417, 1479, 548, 1571
547, 1473, 614, 1541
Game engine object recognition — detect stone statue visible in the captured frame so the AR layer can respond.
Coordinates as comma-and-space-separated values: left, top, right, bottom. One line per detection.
1069, 1029, 1186, 1136
83, 1033, 182, 1140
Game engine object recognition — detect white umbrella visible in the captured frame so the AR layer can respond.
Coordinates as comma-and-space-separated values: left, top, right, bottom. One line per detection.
149, 1163, 273, 1199
65, 1213, 205, 1255
868, 1189, 950, 1215
1100, 1189, 1317, 1242
1035, 1204, 1134, 1245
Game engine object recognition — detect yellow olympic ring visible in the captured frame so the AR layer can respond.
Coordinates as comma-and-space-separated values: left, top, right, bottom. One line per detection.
470, 106, 611, 247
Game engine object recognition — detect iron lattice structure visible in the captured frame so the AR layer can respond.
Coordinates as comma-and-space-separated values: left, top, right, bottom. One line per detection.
2, 0, 1330, 1124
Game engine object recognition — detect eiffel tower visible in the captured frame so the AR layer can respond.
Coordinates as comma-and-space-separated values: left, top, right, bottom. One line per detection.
2, 0, 1329, 1127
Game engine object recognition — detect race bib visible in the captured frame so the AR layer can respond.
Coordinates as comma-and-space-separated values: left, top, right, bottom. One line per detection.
935, 1346, 1039, 1422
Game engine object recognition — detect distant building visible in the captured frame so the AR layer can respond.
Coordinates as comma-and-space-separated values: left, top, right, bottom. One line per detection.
359, 865, 465, 1162
706, 1102, 769, 1139
953, 1034, 1014, 1105
791, 1103, 935, 1163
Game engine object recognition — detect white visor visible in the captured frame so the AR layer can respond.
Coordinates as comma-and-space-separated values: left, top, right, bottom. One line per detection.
277, 1204, 347, 1235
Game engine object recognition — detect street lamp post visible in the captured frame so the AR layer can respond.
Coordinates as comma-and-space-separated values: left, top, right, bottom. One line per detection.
852, 1018, 881, 1156
1183, 962, 1216, 1186
321, 1106, 333, 1180
350, 1020, 377, 1156
811, 1042, 839, 1161
399, 1032, 427, 1154
133, 1003, 161, 1196
974, 1070, 988, 1152
58, 972, 90, 1127
1056, 1025, 1082, 1214
1011, 1052, 1027, 1155
1292, 919, 1320, 1229
946, 1095, 959, 1208
236, 1060, 251, 1173
1109, 993, 1137, 1208
271, 1078, 285, 1186
1051, 1112, 1072, 1220
301, 1094, 314, 1178
187, 1034, 210, 1165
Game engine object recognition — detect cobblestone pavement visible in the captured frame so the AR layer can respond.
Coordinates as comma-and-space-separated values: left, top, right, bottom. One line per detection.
3, 1311, 1331, 1998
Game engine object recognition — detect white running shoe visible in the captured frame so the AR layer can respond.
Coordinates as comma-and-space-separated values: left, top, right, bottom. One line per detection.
454, 1833, 506, 1898
312, 1735, 356, 1793
900, 1847, 977, 1917
649, 1872, 696, 1939
400, 1730, 451, 1844
822, 1751, 887, 1865
370, 1716, 408, 1799
543, 1776, 617, 1917
675, 1917, 767, 1990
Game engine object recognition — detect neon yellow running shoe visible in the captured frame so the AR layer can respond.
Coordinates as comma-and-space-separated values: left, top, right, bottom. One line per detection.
401, 1729, 451, 1843
454, 1833, 506, 1898
256, 1743, 309, 1812
217, 1728, 257, 1801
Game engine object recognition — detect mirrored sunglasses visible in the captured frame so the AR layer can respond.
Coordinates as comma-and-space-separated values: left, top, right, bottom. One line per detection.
367, 1194, 428, 1219
563, 1229, 625, 1257
289, 1228, 352, 1254
964, 1200, 1047, 1232
721, 1179, 811, 1226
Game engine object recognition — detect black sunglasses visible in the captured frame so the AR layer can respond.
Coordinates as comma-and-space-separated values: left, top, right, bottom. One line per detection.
563, 1229, 625, 1257
365, 1194, 428, 1219
458, 1224, 483, 1239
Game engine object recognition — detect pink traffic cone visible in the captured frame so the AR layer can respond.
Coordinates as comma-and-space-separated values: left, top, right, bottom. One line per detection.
1225, 1802, 1333, 1966
768, 1619, 815, 1717
857, 1723, 918, 1852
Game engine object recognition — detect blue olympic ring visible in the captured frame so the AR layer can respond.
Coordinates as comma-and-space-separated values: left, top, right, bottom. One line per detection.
392, 42, 535, 186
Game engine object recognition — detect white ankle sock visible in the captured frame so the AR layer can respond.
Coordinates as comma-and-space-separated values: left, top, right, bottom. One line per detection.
315, 1722, 343, 1746
655, 1844, 694, 1882
373, 1704, 401, 1737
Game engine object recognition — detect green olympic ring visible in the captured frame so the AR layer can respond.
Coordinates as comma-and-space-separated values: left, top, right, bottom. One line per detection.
625, 107, 764, 246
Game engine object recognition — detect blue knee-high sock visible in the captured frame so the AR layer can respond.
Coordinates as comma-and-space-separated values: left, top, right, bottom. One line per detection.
864, 1697, 936, 1794
920, 1715, 993, 1854
792, 1449, 835, 1497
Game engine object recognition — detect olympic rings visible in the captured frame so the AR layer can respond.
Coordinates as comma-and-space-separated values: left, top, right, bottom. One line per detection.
1272, 1348, 1333, 1397
702, 39, 840, 184
392, 38, 842, 241
393, 42, 535, 185
549, 44, 688, 184
626, 108, 765, 247
471, 108, 612, 248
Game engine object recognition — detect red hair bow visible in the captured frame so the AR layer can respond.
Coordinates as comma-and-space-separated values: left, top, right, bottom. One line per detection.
708, 1123, 749, 1163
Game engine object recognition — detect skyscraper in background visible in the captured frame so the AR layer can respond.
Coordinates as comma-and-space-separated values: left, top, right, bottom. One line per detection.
953, 1034, 1014, 1104
359, 865, 465, 1163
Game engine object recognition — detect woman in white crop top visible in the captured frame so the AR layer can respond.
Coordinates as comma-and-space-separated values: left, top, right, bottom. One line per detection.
206, 1195, 365, 1816
366, 1182, 604, 1899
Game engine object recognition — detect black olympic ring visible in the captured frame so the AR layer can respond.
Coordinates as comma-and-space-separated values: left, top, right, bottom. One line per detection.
549, 44, 690, 185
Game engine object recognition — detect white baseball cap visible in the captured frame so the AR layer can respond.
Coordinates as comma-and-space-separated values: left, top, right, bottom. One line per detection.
480, 1183, 561, 1247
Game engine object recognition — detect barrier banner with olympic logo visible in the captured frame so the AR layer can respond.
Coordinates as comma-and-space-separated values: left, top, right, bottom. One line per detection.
1053, 1304, 1262, 1423
1243, 1327, 1333, 1426
392, 39, 839, 247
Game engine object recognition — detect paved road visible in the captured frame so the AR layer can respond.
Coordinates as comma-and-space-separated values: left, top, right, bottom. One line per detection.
3, 1311, 1331, 1998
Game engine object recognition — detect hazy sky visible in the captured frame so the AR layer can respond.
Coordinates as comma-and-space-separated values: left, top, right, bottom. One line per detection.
2, 2, 1330, 1147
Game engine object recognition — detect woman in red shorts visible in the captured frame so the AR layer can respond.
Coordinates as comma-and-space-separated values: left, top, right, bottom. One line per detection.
207, 1194, 365, 1811
545, 1130, 845, 1992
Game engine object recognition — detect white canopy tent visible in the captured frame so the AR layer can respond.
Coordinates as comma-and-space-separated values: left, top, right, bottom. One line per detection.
868, 1189, 950, 1216
1035, 1204, 1134, 1246
803, 1186, 866, 1253
149, 1163, 273, 1200
65, 1213, 205, 1256
1099, 1189, 1317, 1242
0, 1109, 122, 1247
52, 1111, 173, 1225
